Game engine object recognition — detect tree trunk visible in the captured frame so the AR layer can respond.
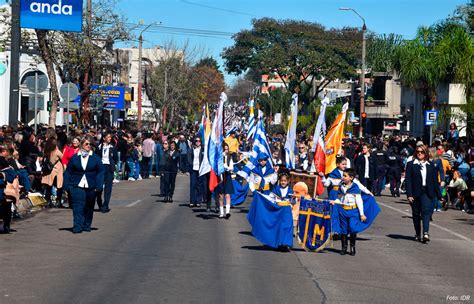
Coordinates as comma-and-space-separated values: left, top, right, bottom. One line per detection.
80, 61, 92, 127
35, 30, 59, 127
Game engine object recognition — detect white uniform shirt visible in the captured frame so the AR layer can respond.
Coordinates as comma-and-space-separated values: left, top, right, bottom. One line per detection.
338, 183, 365, 216
413, 159, 428, 186
193, 148, 201, 171
101, 144, 112, 165
78, 151, 93, 188
364, 154, 370, 178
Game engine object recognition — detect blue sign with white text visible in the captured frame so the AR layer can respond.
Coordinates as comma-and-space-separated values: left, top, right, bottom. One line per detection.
20, 0, 84, 32
91, 85, 126, 110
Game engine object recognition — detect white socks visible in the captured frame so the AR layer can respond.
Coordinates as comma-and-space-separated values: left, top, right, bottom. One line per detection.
219, 206, 224, 217
225, 204, 230, 215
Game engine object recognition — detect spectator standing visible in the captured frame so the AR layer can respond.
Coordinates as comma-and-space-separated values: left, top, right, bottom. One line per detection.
42, 138, 65, 208
142, 133, 155, 179
96, 132, 118, 213
355, 144, 376, 192
178, 135, 189, 173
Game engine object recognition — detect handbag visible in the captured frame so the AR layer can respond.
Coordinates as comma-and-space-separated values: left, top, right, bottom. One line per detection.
5, 176, 20, 203
42, 156, 60, 176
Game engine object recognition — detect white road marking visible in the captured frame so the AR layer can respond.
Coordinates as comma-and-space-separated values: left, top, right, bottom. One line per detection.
126, 200, 143, 207
377, 201, 472, 242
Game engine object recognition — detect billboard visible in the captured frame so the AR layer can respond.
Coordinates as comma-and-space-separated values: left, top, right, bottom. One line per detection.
90, 85, 126, 110
20, 0, 84, 32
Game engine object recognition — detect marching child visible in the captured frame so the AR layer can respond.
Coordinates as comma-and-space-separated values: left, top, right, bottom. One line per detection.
332, 168, 367, 256
271, 170, 293, 201
248, 153, 278, 194
319, 156, 373, 200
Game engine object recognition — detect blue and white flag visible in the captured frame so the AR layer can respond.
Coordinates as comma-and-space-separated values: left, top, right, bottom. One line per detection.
246, 99, 256, 140
285, 94, 298, 169
238, 119, 273, 180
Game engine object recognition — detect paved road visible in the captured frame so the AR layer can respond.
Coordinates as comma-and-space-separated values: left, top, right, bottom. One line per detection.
1, 175, 473, 304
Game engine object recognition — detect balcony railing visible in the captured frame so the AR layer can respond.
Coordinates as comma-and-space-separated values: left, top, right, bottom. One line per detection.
365, 100, 388, 107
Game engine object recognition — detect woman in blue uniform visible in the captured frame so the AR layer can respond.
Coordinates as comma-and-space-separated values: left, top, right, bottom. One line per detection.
64, 137, 104, 234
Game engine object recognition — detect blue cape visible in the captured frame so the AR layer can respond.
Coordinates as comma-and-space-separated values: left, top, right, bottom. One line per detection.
247, 192, 293, 248
271, 185, 294, 200
251, 162, 275, 190
231, 179, 249, 206
331, 193, 381, 234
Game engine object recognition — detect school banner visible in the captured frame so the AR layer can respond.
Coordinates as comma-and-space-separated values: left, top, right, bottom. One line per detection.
298, 198, 332, 252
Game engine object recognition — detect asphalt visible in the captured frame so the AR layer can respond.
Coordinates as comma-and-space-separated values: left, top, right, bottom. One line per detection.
1, 175, 473, 304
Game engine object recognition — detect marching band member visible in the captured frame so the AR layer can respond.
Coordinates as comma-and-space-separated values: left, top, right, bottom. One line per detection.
332, 168, 367, 256
248, 153, 278, 194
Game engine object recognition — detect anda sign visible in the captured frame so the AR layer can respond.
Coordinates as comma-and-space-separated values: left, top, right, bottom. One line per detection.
20, 0, 84, 32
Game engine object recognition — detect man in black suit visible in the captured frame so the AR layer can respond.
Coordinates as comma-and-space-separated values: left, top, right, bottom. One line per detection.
405, 145, 442, 243
355, 144, 376, 192
95, 132, 118, 213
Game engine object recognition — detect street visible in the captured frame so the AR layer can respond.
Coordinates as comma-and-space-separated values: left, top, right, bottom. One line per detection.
1, 175, 473, 304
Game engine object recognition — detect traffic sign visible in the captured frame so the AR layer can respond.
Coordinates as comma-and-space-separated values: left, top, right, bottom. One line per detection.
28, 95, 44, 110
25, 74, 49, 92
60, 82, 80, 102
424, 110, 439, 126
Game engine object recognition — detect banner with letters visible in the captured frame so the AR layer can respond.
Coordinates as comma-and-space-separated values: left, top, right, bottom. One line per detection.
298, 198, 332, 252
20, 0, 84, 32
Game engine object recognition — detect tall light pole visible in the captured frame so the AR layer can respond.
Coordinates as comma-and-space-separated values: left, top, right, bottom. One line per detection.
137, 22, 156, 130
339, 7, 366, 138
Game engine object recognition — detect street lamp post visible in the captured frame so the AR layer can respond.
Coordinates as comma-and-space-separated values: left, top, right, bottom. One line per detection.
137, 22, 156, 130
339, 7, 366, 138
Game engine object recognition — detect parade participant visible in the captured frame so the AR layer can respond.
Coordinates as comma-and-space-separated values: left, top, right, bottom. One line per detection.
63, 137, 104, 234
187, 137, 205, 208
355, 144, 376, 191
271, 170, 293, 201
405, 145, 442, 243
248, 153, 277, 194
332, 169, 367, 256
217, 143, 234, 218
161, 141, 180, 202
95, 132, 118, 213
372, 142, 389, 196
319, 156, 373, 200
159, 141, 170, 197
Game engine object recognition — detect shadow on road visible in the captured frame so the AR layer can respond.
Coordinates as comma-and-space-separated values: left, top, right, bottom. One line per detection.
195, 214, 219, 220
239, 231, 253, 236
58, 227, 99, 233
386, 234, 416, 241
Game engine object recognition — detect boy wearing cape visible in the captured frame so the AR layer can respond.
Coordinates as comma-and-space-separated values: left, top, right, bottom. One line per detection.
331, 168, 380, 256
248, 153, 278, 194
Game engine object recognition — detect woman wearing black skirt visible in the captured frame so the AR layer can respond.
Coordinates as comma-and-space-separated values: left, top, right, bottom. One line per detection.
217, 143, 234, 219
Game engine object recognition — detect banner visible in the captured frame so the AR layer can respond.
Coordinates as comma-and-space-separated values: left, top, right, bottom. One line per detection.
298, 198, 332, 252
20, 0, 84, 32
247, 192, 293, 248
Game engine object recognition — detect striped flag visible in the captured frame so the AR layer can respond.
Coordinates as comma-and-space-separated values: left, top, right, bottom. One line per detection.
285, 94, 298, 169
208, 93, 226, 191
247, 99, 256, 140
311, 98, 329, 195
325, 102, 349, 174
238, 119, 273, 180
199, 103, 211, 176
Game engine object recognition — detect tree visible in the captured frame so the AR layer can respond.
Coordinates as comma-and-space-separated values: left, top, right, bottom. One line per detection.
195, 57, 221, 73
222, 18, 362, 103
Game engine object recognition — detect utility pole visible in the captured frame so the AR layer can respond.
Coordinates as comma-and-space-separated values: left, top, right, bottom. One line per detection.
137, 22, 156, 130
339, 7, 366, 138
9, 0, 21, 126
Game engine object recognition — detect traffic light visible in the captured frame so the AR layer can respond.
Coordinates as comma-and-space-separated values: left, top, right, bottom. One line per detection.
47, 100, 52, 112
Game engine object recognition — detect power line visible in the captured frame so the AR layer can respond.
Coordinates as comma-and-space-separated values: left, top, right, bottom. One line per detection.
179, 0, 257, 17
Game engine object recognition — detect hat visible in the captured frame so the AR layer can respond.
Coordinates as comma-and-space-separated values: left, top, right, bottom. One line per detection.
257, 152, 269, 161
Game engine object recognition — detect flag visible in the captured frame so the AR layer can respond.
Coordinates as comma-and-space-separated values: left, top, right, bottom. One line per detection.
297, 198, 332, 252
325, 102, 349, 174
208, 93, 226, 191
198, 104, 206, 142
247, 191, 294, 249
246, 99, 256, 140
284, 93, 298, 169
237, 119, 273, 180
311, 98, 329, 195
199, 104, 211, 176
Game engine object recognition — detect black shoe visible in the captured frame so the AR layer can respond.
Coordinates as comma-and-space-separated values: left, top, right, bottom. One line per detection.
340, 235, 348, 255
279, 245, 291, 252
82, 227, 92, 232
189, 203, 195, 208
349, 234, 357, 256
101, 208, 110, 213
415, 235, 421, 242
163, 196, 169, 202
225, 213, 231, 219
423, 233, 430, 243
196, 203, 201, 208
168, 196, 173, 203
73, 229, 82, 234
3, 226, 10, 234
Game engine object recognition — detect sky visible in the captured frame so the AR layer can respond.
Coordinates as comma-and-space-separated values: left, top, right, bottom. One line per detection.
117, 0, 467, 85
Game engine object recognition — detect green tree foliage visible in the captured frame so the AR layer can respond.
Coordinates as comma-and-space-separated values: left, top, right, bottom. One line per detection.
222, 18, 362, 103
